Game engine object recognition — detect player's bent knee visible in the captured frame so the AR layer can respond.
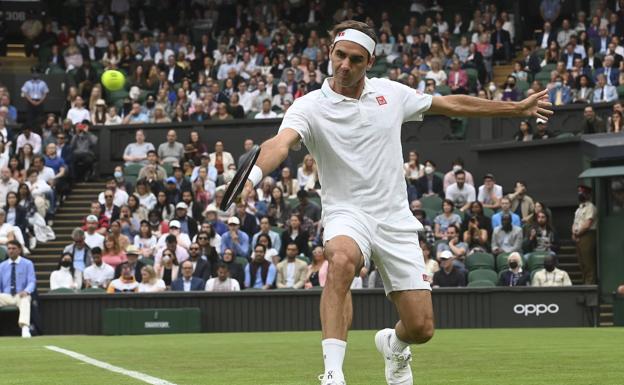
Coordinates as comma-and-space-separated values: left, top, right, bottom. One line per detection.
327, 252, 357, 278
404, 318, 435, 344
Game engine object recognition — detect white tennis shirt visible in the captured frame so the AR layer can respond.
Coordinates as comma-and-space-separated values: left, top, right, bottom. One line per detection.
279, 77, 432, 223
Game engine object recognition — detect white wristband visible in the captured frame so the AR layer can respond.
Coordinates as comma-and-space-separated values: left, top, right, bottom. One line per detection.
248, 165, 263, 187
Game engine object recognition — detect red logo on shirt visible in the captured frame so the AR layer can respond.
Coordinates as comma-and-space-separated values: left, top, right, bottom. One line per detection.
376, 96, 387, 105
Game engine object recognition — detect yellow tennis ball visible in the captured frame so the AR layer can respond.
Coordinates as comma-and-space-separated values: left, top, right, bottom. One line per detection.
101, 70, 126, 91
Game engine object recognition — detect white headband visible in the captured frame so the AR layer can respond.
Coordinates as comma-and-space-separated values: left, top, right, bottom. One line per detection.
333, 28, 376, 57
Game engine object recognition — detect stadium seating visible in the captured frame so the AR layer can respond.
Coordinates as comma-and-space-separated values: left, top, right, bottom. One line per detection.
420, 195, 443, 211
0, 247, 6, 262
496, 252, 513, 271
467, 280, 496, 288
49, 288, 76, 294
81, 287, 105, 293
468, 269, 498, 284
466, 252, 495, 271
527, 252, 549, 272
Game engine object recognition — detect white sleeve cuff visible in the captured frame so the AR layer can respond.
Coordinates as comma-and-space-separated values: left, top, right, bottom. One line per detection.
248, 165, 263, 187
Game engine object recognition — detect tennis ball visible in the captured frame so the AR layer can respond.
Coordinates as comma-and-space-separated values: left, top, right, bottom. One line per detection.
101, 70, 126, 91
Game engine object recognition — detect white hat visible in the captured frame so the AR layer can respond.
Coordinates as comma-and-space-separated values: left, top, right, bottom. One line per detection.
439, 250, 454, 260
175, 202, 188, 210
86, 215, 98, 222
204, 204, 218, 213
227, 217, 240, 225
169, 220, 181, 228
129, 86, 140, 100
536, 118, 547, 124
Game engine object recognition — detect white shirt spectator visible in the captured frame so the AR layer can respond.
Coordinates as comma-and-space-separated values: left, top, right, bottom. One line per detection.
98, 189, 129, 207
137, 192, 157, 211
255, 110, 278, 119
238, 90, 256, 113
446, 183, 476, 208
85, 232, 105, 249
205, 277, 240, 292
0, 178, 19, 206
217, 62, 239, 80
138, 279, 166, 292
50, 267, 82, 290
123, 142, 155, 165
477, 184, 503, 205
16, 132, 42, 153
66, 106, 91, 124
154, 49, 175, 65
38, 166, 55, 184
27, 179, 52, 198
83, 262, 115, 289
531, 267, 572, 287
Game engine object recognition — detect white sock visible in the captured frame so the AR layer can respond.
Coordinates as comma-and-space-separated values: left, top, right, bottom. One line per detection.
322, 338, 346, 377
390, 330, 410, 352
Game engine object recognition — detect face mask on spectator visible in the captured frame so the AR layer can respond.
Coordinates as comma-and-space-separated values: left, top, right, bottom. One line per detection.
509, 261, 518, 269
114, 171, 123, 179
60, 261, 71, 268
452, 165, 462, 173
488, 84, 497, 92
424, 166, 434, 175
555, 81, 562, 88
146, 101, 155, 108
544, 261, 555, 272
162, 255, 171, 263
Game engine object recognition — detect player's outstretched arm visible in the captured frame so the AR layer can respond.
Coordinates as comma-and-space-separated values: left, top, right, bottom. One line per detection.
428, 89, 554, 121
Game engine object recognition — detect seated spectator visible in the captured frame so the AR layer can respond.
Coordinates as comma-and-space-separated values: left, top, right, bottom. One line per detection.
137, 265, 166, 293
49, 252, 82, 290
404, 151, 425, 185
573, 75, 594, 103
297, 154, 318, 192
0, 240, 36, 337
0, 207, 27, 253
138, 151, 167, 181
16, 126, 42, 154
252, 233, 280, 265
98, 178, 129, 208
443, 158, 474, 191
209, 140, 235, 176
579, 106, 604, 135
448, 58, 468, 94
477, 173, 502, 209
83, 215, 105, 249
533, 118, 555, 139
105, 106, 122, 125
187, 242, 212, 281
305, 246, 328, 289
416, 160, 444, 199
492, 197, 522, 228
114, 245, 144, 282
155, 248, 178, 289
203, 204, 227, 235
158, 130, 184, 166
66, 96, 91, 124
425, 58, 447, 85
70, 121, 97, 181
83, 247, 114, 289
421, 242, 439, 283
213, 102, 233, 120
592, 73, 618, 103
122, 101, 149, 124
220, 217, 250, 258
511, 61, 528, 82
244, 244, 277, 289
205, 262, 241, 292
267, 186, 291, 228
171, 260, 204, 291
276, 167, 299, 199
252, 216, 282, 251
432, 250, 466, 288
523, 210, 559, 255
276, 242, 308, 289
25, 169, 51, 219
501, 76, 521, 101
609, 111, 623, 133
548, 75, 572, 105
497, 252, 530, 286
436, 224, 468, 266
463, 213, 489, 254
434, 199, 463, 239
134, 220, 158, 259
272, 82, 294, 110
507, 181, 535, 223
63, 227, 92, 273
531, 255, 572, 286
445, 170, 476, 212
109, 220, 131, 250
234, 201, 258, 240
106, 262, 139, 293
122, 129, 154, 166
295, 190, 321, 226
102, 234, 127, 269
188, 101, 211, 122
280, 214, 310, 259
156, 228, 190, 264
255, 99, 278, 119
491, 214, 523, 256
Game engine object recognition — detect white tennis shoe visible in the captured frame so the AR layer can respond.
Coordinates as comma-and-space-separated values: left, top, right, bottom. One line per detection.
318, 370, 346, 385
375, 328, 413, 385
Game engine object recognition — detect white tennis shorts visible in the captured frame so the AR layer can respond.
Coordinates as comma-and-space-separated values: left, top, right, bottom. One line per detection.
323, 207, 431, 295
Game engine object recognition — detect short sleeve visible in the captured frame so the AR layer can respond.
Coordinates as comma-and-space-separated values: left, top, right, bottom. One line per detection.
278, 99, 312, 148
393, 81, 433, 122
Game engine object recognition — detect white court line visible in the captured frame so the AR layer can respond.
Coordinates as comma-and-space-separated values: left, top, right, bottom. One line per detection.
45, 345, 177, 385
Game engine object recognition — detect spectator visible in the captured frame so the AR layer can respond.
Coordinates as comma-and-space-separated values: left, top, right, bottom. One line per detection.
280, 214, 310, 259
276, 242, 308, 289
548, 75, 572, 105
209, 141, 235, 176
416, 160, 444, 199
511, 61, 528, 83
272, 82, 294, 110
255, 99, 278, 119
595, 55, 619, 86
432, 250, 466, 288
70, 121, 98, 181
463, 209, 489, 253
106, 262, 139, 293
171, 260, 204, 292
507, 181, 535, 223
532, 254, 572, 286
573, 185, 597, 285
205, 262, 240, 292
98, 178, 129, 208
445, 170, 476, 212
305, 246, 328, 289
114, 245, 144, 283
533, 118, 555, 139
557, 19, 576, 48
448, 58, 468, 94
421, 242, 439, 283
425, 58, 447, 86
220, 217, 250, 258
91, 99, 107, 124
592, 74, 618, 103
244, 244, 277, 289
443, 158, 474, 191
188, 101, 211, 122
102, 234, 127, 269
122, 129, 154, 166
434, 200, 463, 239
49, 252, 81, 290
498, 252, 530, 286
66, 96, 91, 124
158, 130, 184, 166
491, 19, 512, 63
137, 265, 166, 293
436, 224, 468, 267
252, 216, 282, 252
491, 214, 523, 256
608, 111, 624, 133
0, 167, 19, 207
477, 173, 502, 209
221, 248, 245, 290
173, 202, 198, 240
0, 240, 36, 337
572, 75, 593, 104
523, 210, 559, 255
63, 227, 92, 272
276, 167, 299, 199
581, 106, 605, 134
16, 126, 42, 154
83, 247, 114, 289
84, 215, 105, 249
21, 68, 49, 127
138, 151, 167, 181
295, 190, 321, 225
156, 248, 179, 288
105, 106, 122, 125
186, 242, 211, 282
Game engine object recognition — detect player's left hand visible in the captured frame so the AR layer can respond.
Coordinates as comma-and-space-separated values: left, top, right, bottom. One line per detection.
518, 89, 554, 121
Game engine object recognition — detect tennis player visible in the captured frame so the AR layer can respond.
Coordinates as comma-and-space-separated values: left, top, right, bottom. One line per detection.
244, 20, 553, 385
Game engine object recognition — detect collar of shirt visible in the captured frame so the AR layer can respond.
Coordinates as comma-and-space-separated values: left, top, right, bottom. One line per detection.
320, 77, 376, 103
10, 256, 22, 264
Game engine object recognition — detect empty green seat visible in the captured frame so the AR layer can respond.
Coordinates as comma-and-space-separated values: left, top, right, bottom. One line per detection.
420, 195, 443, 211
436, 84, 451, 96
468, 269, 498, 284
483, 207, 495, 218
467, 280, 496, 288
0, 247, 6, 262
465, 252, 495, 271
49, 288, 76, 294
496, 252, 513, 271
162, 163, 174, 176
124, 163, 143, 177
271, 226, 285, 236
526, 252, 549, 272
235, 257, 249, 267
81, 287, 105, 293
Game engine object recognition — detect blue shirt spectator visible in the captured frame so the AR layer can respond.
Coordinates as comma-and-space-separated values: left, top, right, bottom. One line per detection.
220, 218, 250, 257
491, 211, 521, 228
244, 261, 276, 289
0, 256, 36, 295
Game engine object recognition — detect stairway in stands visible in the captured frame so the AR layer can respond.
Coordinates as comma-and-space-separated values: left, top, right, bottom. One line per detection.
31, 182, 104, 293
0, 43, 37, 74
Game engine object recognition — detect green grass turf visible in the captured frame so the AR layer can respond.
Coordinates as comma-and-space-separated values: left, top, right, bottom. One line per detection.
0, 328, 622, 385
